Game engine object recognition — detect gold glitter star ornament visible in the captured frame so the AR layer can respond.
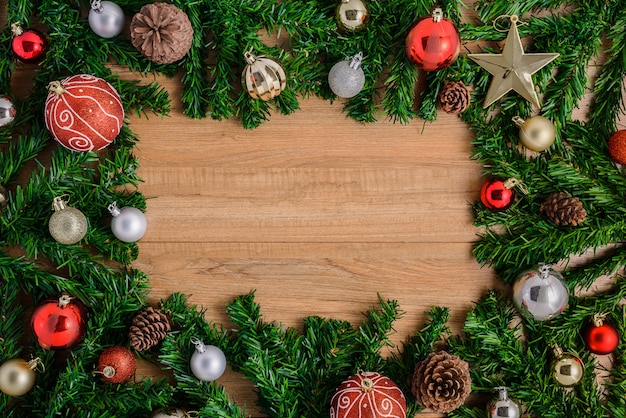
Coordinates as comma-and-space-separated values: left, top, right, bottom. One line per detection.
468, 15, 559, 108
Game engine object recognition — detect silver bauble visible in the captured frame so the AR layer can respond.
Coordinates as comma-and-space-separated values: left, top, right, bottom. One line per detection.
336, 0, 369, 31
49, 196, 88, 245
0, 358, 42, 396
512, 264, 569, 321
242, 50, 287, 101
0, 96, 16, 128
190, 337, 227, 382
108, 201, 147, 243
488, 387, 520, 418
513, 115, 556, 152
89, 1, 125, 38
328, 52, 365, 99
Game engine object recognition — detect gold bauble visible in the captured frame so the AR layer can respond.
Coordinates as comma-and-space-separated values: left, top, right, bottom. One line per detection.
552, 352, 584, 387
0, 358, 37, 396
513, 115, 556, 152
48, 196, 88, 244
336, 0, 369, 32
242, 50, 287, 101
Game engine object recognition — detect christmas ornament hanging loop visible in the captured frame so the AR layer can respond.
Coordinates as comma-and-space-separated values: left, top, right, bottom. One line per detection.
91, 0, 103, 12
493, 15, 526, 32
512, 116, 525, 127
27, 357, 45, 373
10, 22, 23, 37
108, 201, 121, 217
244, 48, 257, 65
503, 178, 528, 195
51, 194, 70, 211
349, 52, 363, 70
493, 386, 509, 399
190, 336, 205, 353
102, 366, 116, 378
592, 312, 608, 327
552, 343, 563, 357
58, 293, 74, 307
432, 8, 443, 23
539, 263, 552, 279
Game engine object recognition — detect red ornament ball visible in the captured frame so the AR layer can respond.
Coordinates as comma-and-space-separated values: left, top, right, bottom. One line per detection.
405, 10, 460, 71
11, 25, 47, 63
584, 321, 619, 355
98, 346, 137, 384
44, 74, 124, 152
31, 294, 87, 350
330, 371, 407, 418
608, 130, 626, 165
480, 178, 515, 211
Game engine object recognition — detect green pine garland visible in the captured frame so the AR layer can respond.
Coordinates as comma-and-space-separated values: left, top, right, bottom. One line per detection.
1, 0, 626, 416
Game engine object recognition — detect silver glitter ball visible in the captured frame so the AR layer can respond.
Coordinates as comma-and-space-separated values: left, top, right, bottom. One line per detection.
0, 96, 16, 128
49, 197, 88, 245
512, 264, 569, 321
190, 339, 226, 382
89, 1, 125, 38
108, 201, 147, 243
242, 50, 287, 101
336, 0, 369, 31
328, 52, 365, 99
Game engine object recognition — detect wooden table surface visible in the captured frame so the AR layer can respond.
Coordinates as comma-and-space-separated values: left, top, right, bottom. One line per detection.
125, 69, 497, 417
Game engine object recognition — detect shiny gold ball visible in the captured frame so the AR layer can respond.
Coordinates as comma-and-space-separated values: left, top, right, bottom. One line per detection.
517, 116, 556, 152
336, 0, 369, 31
0, 359, 36, 396
552, 353, 584, 387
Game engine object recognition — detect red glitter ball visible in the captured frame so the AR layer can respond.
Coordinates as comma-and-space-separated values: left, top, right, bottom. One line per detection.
330, 372, 407, 418
608, 130, 626, 165
98, 346, 137, 384
44, 74, 124, 152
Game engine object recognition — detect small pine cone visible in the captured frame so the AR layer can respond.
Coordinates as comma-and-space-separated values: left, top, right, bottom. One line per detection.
540, 192, 587, 226
129, 307, 171, 351
130, 3, 193, 64
410, 351, 471, 414
438, 81, 471, 114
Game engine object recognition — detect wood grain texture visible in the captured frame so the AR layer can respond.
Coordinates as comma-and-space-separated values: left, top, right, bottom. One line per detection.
123, 68, 497, 417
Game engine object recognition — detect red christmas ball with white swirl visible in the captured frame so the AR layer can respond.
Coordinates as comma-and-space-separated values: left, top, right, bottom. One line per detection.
44, 74, 124, 152
330, 371, 407, 418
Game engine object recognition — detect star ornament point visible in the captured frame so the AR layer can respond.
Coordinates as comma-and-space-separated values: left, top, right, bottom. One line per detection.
468, 20, 559, 108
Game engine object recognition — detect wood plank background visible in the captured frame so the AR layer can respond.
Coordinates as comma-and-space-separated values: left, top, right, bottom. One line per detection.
125, 66, 498, 417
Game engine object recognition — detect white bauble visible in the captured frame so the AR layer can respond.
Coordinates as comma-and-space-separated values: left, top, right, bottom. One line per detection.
190, 340, 227, 382
108, 202, 147, 243
89, 1, 125, 38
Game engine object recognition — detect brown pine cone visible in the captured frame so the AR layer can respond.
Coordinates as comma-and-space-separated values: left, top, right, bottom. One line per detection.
540, 192, 587, 226
129, 307, 171, 351
410, 351, 471, 414
0, 184, 8, 208
438, 81, 471, 114
130, 2, 193, 64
